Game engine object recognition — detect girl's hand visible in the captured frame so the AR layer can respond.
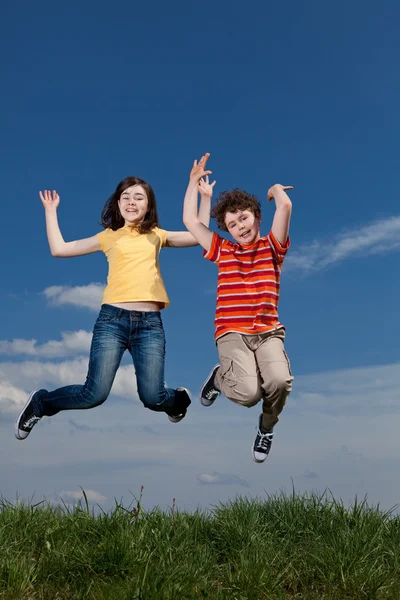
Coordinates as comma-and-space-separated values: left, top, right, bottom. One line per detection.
198, 175, 216, 199
190, 153, 212, 183
267, 184, 293, 202
39, 189, 60, 211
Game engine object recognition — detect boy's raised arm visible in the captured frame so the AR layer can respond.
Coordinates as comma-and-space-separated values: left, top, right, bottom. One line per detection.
183, 154, 214, 253
268, 184, 293, 245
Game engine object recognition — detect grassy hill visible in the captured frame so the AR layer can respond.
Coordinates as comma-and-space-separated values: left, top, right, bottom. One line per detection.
1, 489, 400, 599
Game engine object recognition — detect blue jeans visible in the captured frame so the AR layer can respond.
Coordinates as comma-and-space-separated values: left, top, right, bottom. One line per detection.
33, 305, 181, 417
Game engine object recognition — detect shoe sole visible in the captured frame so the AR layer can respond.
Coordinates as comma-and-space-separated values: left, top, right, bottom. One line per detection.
200, 365, 220, 407
14, 391, 38, 440
168, 411, 186, 423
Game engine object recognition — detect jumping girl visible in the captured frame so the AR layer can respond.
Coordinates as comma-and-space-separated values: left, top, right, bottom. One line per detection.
15, 155, 213, 440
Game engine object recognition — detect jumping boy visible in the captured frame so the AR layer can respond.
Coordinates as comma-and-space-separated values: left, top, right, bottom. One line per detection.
183, 154, 294, 462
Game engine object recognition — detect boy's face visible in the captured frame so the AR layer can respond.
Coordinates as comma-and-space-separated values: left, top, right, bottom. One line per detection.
224, 209, 261, 245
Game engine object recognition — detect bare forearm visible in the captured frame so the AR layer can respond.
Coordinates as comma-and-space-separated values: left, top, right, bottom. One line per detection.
45, 210, 67, 256
272, 187, 292, 211
183, 181, 199, 229
270, 186, 293, 245
198, 194, 211, 228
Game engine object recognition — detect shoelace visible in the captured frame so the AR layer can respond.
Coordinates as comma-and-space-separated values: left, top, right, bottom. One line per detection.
23, 415, 41, 429
205, 388, 218, 400
256, 431, 274, 451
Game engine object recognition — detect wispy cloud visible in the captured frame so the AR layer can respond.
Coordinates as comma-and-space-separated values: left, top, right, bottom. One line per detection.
0, 330, 91, 358
294, 360, 400, 416
57, 489, 106, 503
287, 215, 400, 273
0, 358, 139, 413
68, 419, 124, 434
44, 284, 105, 311
197, 472, 249, 487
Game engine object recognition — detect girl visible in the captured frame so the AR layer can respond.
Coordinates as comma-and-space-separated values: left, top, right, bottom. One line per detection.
15, 155, 213, 440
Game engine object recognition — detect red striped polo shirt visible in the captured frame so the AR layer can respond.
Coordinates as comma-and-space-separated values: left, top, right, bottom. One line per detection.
204, 231, 290, 341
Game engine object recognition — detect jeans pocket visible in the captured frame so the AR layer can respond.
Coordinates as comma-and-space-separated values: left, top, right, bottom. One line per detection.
97, 314, 118, 323
145, 317, 163, 330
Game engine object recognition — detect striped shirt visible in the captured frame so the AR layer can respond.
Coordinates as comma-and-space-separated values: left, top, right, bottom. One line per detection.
204, 231, 289, 341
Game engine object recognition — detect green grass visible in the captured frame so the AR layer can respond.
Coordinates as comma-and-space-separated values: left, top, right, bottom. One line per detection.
1, 488, 400, 599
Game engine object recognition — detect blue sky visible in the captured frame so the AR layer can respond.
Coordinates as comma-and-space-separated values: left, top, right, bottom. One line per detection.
1, 0, 400, 511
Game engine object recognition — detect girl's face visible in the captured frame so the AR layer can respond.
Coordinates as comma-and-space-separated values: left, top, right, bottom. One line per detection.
224, 209, 261, 245
118, 185, 149, 226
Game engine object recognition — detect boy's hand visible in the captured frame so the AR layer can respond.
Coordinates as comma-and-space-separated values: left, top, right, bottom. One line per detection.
198, 175, 216, 199
190, 153, 212, 183
39, 189, 60, 211
267, 184, 293, 201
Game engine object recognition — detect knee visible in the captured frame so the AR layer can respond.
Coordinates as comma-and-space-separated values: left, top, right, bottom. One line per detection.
225, 377, 262, 407
138, 387, 166, 411
79, 388, 109, 409
277, 374, 293, 395
265, 374, 293, 397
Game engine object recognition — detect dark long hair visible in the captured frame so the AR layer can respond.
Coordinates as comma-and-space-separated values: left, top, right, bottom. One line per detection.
101, 177, 160, 233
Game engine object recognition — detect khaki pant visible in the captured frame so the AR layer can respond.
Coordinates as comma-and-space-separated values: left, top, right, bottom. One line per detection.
215, 328, 293, 431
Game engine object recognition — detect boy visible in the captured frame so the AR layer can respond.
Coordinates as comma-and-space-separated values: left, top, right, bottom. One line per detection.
183, 154, 294, 462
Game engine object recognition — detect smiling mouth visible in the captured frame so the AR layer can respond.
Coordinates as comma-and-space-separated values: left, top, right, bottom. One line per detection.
240, 230, 250, 237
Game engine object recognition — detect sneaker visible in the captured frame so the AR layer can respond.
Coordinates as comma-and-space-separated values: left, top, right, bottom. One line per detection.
15, 391, 41, 440
200, 365, 220, 407
167, 387, 191, 423
252, 415, 274, 463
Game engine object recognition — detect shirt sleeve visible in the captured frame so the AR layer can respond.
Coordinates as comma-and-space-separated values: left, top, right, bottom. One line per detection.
203, 232, 223, 265
268, 230, 290, 264
155, 228, 168, 248
96, 230, 109, 253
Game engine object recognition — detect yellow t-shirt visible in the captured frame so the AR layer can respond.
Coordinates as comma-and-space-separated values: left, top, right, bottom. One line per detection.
97, 226, 170, 308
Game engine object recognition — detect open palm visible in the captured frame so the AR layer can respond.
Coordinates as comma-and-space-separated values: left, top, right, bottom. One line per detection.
190, 153, 212, 183
198, 175, 216, 198
39, 190, 60, 211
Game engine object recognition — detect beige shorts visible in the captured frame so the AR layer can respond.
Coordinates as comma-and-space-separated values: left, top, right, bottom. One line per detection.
215, 328, 293, 430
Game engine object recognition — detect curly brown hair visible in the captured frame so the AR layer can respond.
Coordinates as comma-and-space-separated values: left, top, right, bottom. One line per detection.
101, 177, 160, 233
210, 189, 261, 231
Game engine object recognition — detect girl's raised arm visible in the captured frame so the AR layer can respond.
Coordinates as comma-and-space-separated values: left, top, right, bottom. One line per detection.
40, 190, 101, 257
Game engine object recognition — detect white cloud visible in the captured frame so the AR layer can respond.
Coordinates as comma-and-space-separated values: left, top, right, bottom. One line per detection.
57, 489, 106, 503
44, 284, 105, 311
197, 472, 249, 487
287, 215, 400, 273
0, 358, 139, 413
0, 381, 27, 412
0, 330, 92, 358
294, 361, 400, 415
